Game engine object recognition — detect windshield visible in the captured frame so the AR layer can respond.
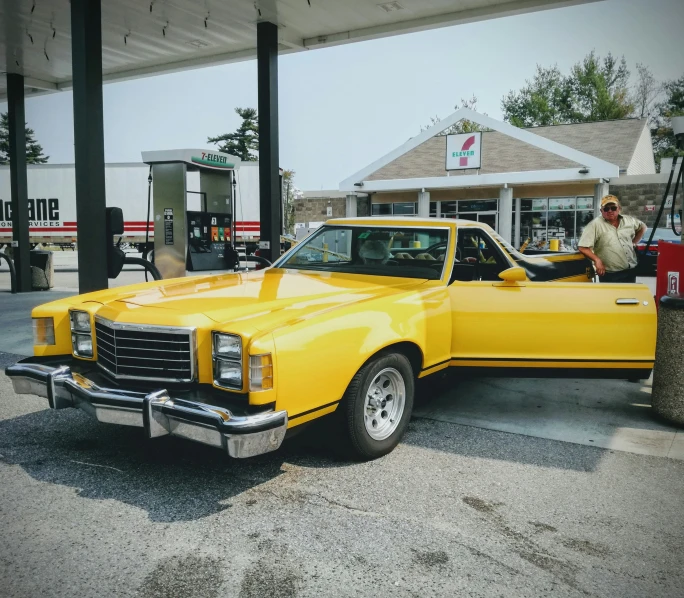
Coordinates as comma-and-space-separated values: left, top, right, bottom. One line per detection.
275, 225, 450, 280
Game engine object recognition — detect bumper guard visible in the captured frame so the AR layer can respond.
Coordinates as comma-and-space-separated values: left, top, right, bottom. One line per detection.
5, 362, 287, 458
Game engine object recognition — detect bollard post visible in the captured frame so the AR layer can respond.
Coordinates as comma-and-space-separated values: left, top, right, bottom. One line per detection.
651, 295, 684, 424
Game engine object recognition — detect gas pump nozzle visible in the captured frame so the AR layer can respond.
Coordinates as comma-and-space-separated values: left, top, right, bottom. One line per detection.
106, 207, 126, 279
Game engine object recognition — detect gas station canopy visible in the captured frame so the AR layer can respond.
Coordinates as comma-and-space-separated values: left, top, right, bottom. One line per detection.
1, 0, 599, 100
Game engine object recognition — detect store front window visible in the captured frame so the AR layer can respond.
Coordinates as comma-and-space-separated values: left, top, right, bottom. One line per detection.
371, 203, 392, 216
440, 201, 458, 218
371, 202, 417, 216
376, 196, 593, 250
429, 199, 497, 219
520, 196, 594, 250
393, 202, 418, 216
457, 199, 498, 212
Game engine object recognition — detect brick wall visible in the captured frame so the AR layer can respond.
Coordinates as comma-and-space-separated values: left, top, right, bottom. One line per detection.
610, 182, 667, 228
294, 197, 346, 225
294, 195, 371, 222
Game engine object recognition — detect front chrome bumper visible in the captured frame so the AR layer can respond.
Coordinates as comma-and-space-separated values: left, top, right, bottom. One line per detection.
5, 361, 287, 458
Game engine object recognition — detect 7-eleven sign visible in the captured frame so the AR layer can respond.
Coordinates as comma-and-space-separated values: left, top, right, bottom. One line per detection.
446, 132, 482, 170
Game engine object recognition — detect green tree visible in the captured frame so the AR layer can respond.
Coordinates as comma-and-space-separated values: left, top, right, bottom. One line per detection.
652, 74, 684, 170
501, 65, 572, 127
568, 52, 633, 122
422, 96, 488, 135
501, 52, 634, 127
631, 63, 661, 121
0, 112, 49, 164
208, 107, 259, 161
282, 169, 297, 235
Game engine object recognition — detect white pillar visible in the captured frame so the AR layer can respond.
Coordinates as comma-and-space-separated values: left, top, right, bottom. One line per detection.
498, 186, 513, 243
345, 193, 357, 218
594, 182, 609, 217
418, 190, 430, 218
514, 196, 521, 249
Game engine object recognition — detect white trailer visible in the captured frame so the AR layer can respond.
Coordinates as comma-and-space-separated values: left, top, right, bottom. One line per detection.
0, 162, 262, 248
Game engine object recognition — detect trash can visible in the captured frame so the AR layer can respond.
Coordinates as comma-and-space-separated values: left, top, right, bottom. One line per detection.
29, 250, 54, 290
651, 294, 684, 424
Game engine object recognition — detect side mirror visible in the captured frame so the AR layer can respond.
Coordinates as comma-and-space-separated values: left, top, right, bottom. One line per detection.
498, 266, 527, 283
106, 207, 126, 279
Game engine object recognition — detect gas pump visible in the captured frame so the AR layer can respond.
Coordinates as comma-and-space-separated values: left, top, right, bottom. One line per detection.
646, 117, 683, 303
141, 149, 242, 279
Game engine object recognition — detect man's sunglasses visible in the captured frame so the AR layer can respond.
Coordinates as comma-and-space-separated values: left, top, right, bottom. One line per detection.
602, 205, 618, 212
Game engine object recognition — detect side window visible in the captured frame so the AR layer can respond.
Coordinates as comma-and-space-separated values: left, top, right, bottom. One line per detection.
453, 228, 512, 282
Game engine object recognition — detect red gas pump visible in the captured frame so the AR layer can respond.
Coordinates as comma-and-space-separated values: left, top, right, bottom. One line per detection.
656, 241, 684, 303
649, 118, 683, 303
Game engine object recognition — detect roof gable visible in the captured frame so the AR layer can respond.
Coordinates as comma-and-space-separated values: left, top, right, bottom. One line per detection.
340, 108, 620, 191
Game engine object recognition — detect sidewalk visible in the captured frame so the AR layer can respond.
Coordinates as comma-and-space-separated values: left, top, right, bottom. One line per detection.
0, 251, 156, 293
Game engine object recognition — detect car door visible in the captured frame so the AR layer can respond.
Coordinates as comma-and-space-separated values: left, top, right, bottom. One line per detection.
447, 227, 656, 378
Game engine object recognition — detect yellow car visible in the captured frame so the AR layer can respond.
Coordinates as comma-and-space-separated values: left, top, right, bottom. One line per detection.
6, 218, 656, 460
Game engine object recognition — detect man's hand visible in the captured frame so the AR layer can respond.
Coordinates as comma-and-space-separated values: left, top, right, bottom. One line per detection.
594, 258, 606, 276
578, 246, 605, 276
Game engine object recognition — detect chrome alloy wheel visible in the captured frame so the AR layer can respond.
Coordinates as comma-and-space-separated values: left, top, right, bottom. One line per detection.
364, 367, 406, 441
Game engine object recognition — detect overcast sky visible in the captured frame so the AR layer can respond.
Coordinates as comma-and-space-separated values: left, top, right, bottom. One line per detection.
2, 0, 683, 191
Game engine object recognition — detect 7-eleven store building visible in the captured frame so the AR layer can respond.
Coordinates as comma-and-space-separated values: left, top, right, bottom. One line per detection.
334, 109, 658, 250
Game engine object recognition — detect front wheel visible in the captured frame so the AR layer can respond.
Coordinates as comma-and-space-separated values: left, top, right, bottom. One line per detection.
342, 352, 414, 460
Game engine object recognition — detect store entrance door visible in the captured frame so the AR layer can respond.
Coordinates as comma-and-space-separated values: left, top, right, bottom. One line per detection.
458, 211, 498, 231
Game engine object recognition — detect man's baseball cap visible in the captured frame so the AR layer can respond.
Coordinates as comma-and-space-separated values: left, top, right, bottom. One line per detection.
600, 195, 620, 207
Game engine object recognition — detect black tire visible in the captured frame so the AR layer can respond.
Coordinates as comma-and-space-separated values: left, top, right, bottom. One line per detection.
342, 352, 415, 460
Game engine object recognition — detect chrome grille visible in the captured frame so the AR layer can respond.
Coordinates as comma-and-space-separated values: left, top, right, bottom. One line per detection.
94, 317, 196, 383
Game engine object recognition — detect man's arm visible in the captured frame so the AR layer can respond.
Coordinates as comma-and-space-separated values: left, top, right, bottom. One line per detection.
577, 219, 603, 275
578, 246, 606, 276
633, 222, 646, 245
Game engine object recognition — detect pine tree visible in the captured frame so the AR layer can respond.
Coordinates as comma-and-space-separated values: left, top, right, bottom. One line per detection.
208, 107, 259, 161
0, 113, 49, 164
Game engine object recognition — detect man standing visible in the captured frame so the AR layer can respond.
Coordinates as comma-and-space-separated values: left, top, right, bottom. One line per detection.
578, 195, 646, 283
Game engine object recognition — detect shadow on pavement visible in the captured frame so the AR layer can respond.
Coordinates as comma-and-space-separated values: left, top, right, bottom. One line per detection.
401, 415, 607, 473
0, 405, 355, 523
2, 365, 656, 517
409, 370, 680, 468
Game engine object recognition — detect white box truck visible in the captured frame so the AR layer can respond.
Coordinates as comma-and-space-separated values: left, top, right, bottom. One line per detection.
0, 162, 262, 251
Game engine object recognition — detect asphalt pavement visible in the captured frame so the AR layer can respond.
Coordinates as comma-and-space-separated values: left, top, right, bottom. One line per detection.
1, 269, 681, 597
2, 366, 684, 597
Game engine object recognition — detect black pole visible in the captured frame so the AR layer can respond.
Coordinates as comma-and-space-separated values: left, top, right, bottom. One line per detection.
645, 156, 679, 253
6, 73, 31, 292
71, 0, 108, 293
231, 171, 237, 248
257, 21, 281, 264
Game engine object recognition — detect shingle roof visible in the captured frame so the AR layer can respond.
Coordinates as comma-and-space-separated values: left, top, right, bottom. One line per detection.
366, 119, 647, 181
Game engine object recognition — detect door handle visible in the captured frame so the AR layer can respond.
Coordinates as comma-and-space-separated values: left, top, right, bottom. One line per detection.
615, 298, 639, 305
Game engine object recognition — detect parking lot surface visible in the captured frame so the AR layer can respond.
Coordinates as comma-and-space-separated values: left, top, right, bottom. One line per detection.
1, 273, 679, 597
1, 363, 683, 598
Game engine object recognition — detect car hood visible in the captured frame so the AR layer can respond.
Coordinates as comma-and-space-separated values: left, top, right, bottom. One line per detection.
111, 268, 429, 330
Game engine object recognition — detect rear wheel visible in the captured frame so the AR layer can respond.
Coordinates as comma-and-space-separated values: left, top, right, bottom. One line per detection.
342, 352, 414, 460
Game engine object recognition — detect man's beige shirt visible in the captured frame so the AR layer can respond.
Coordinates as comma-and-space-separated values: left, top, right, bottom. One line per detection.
578, 214, 645, 272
